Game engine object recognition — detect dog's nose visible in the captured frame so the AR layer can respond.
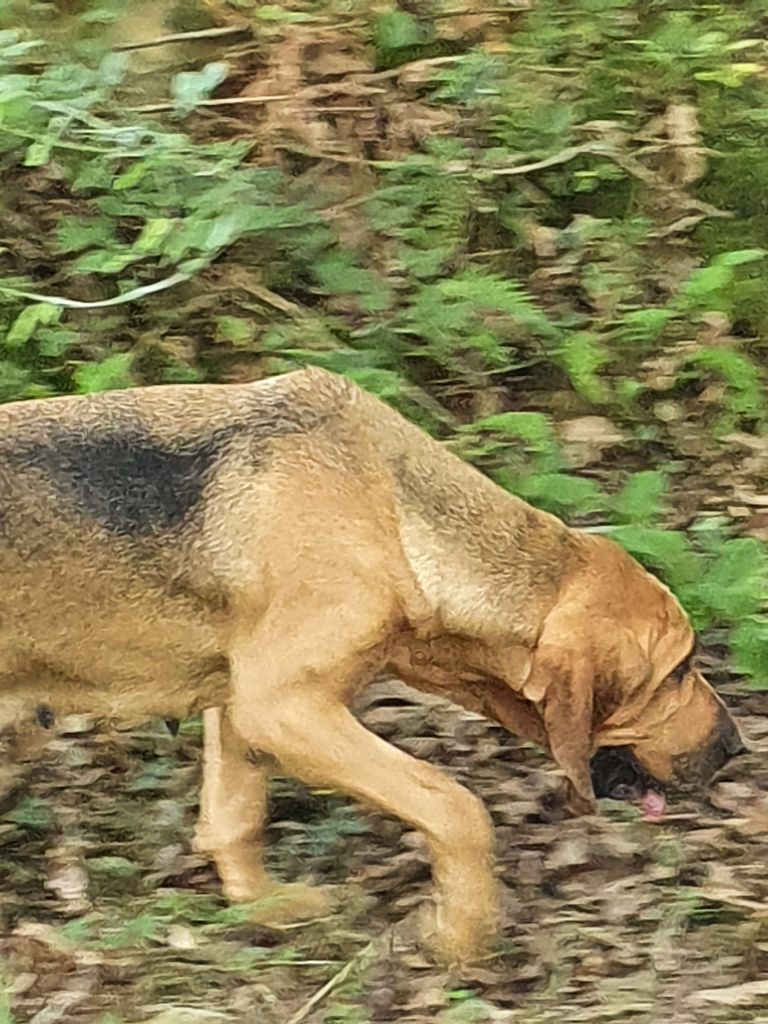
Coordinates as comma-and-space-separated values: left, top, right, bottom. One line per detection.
610, 783, 633, 801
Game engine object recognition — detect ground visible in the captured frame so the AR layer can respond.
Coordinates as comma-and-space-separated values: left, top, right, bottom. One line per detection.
2, 673, 768, 1024
2, 2, 768, 1021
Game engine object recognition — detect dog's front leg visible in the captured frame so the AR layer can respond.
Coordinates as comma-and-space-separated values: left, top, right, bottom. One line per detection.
226, 595, 499, 965
194, 707, 331, 924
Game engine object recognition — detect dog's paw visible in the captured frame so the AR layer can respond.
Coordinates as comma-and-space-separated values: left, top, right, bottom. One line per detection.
412, 898, 499, 967
245, 882, 335, 927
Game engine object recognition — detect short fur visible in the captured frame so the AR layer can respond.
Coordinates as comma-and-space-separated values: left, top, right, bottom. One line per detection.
0, 368, 742, 962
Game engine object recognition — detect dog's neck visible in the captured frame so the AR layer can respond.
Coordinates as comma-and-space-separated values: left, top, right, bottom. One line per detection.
365, 404, 580, 644
386, 629, 548, 748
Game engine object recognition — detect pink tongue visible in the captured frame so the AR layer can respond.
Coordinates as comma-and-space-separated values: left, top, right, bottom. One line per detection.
639, 790, 667, 822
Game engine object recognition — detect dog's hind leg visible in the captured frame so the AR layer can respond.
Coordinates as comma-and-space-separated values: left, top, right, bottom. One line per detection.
194, 707, 332, 923
226, 588, 499, 964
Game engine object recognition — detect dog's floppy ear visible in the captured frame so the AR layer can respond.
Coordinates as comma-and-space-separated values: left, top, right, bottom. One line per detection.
542, 654, 596, 814
523, 612, 597, 815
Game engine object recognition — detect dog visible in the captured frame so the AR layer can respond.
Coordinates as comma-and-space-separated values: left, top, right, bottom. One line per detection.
0, 367, 743, 962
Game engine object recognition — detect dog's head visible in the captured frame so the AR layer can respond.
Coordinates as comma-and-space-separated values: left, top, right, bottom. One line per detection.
525, 535, 744, 814
593, 556, 744, 798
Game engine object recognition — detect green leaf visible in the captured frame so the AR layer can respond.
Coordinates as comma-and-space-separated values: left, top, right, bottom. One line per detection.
133, 217, 174, 253
59, 918, 92, 944
438, 271, 559, 338
702, 538, 768, 621
733, 618, 768, 687
24, 138, 52, 166
172, 62, 229, 110
610, 526, 702, 591
439, 996, 497, 1023
87, 856, 141, 878
99, 914, 158, 950
37, 326, 79, 357
342, 367, 406, 401
713, 248, 766, 267
468, 411, 556, 451
313, 254, 391, 312
682, 348, 762, 417
677, 251, 766, 314
113, 159, 152, 191
613, 471, 667, 525
215, 316, 257, 347
559, 332, 610, 403
74, 353, 133, 393
619, 308, 673, 345
0, 360, 33, 400
516, 472, 604, 517
0, 31, 43, 62
5, 796, 54, 830
5, 303, 61, 348
56, 216, 115, 254
72, 248, 136, 274
374, 10, 424, 51
695, 63, 762, 88
680, 264, 732, 306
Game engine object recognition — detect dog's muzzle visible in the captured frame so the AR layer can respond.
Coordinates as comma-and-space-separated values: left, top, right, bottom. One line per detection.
671, 703, 746, 786
590, 745, 654, 802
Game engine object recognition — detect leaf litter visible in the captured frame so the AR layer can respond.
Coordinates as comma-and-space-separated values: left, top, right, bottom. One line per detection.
0, 671, 765, 1023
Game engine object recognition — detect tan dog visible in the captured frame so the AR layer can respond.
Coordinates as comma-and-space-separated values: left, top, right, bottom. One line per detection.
0, 367, 742, 961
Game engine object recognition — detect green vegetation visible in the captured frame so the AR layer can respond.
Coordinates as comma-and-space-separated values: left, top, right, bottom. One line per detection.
0, 0, 765, 687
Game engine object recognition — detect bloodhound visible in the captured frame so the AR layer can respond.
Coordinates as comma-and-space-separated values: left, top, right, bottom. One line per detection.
0, 367, 743, 962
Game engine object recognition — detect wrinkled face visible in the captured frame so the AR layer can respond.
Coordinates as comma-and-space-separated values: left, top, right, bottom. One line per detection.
595, 620, 744, 800
625, 655, 744, 790
583, 544, 747, 804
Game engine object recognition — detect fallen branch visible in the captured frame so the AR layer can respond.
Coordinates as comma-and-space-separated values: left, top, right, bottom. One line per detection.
127, 89, 387, 114
285, 940, 377, 1024
360, 54, 467, 83
113, 24, 251, 51
480, 142, 609, 177
127, 93, 295, 114
224, 270, 310, 319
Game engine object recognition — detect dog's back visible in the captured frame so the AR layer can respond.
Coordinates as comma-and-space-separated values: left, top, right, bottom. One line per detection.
0, 369, 375, 724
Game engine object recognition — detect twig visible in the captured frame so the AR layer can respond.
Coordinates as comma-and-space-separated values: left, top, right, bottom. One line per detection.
226, 271, 309, 319
0, 271, 190, 309
361, 54, 468, 82
467, 247, 517, 259
127, 93, 295, 113
480, 142, 608, 177
273, 141, 607, 176
313, 106, 374, 113
285, 940, 376, 1024
274, 142, 377, 166
113, 25, 251, 51
433, 4, 529, 16
650, 211, 732, 238
127, 89, 387, 114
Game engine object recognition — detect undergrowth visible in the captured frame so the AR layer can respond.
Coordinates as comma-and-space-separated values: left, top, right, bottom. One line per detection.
0, 0, 765, 683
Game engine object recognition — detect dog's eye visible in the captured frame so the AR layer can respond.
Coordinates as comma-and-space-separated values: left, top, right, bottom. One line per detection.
669, 655, 693, 684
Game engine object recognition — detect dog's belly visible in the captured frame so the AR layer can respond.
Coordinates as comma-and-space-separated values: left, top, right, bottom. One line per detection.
0, 557, 232, 727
